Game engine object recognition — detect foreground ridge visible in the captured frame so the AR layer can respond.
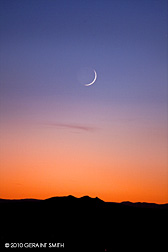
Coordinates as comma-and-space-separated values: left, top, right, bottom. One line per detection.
0, 195, 167, 208
0, 195, 167, 251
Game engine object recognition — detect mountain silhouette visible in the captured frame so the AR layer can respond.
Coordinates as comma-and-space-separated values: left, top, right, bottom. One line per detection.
0, 196, 167, 251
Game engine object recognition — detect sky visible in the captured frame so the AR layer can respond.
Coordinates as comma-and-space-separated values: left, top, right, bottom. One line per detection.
0, 0, 168, 203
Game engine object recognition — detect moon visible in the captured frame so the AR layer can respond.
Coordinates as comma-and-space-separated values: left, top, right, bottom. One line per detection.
84, 70, 97, 86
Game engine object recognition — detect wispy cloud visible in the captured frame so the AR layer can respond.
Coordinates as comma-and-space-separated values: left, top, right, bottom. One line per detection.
43, 122, 97, 132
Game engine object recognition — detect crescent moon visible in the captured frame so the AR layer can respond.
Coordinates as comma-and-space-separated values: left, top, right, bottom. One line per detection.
84, 70, 97, 86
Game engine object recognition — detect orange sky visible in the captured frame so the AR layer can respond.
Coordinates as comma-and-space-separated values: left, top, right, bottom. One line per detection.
0, 103, 167, 203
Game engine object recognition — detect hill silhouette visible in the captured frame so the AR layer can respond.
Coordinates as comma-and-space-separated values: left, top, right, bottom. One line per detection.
0, 196, 167, 251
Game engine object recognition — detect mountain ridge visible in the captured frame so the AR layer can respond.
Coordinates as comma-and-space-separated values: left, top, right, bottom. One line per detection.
0, 194, 167, 251
0, 195, 167, 208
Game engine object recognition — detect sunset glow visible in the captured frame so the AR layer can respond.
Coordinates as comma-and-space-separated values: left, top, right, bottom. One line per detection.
0, 0, 167, 203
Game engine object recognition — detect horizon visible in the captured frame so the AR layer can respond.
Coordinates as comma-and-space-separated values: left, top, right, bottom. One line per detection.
0, 194, 168, 205
0, 0, 168, 204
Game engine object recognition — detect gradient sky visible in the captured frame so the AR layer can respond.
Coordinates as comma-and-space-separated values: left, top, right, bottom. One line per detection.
0, 0, 168, 203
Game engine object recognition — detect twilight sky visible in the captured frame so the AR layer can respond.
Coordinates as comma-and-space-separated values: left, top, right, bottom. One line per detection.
0, 0, 167, 203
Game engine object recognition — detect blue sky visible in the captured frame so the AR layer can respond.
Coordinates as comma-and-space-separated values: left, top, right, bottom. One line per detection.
1, 0, 167, 103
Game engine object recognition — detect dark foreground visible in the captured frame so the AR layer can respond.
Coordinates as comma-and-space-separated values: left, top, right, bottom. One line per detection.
0, 196, 167, 251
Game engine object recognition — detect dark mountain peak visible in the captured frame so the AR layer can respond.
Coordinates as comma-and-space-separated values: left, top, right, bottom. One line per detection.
67, 195, 77, 199
79, 195, 104, 205
80, 195, 92, 200
46, 195, 103, 202
80, 195, 101, 200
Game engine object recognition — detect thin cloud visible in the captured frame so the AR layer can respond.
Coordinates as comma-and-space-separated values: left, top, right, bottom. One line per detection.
43, 122, 97, 132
